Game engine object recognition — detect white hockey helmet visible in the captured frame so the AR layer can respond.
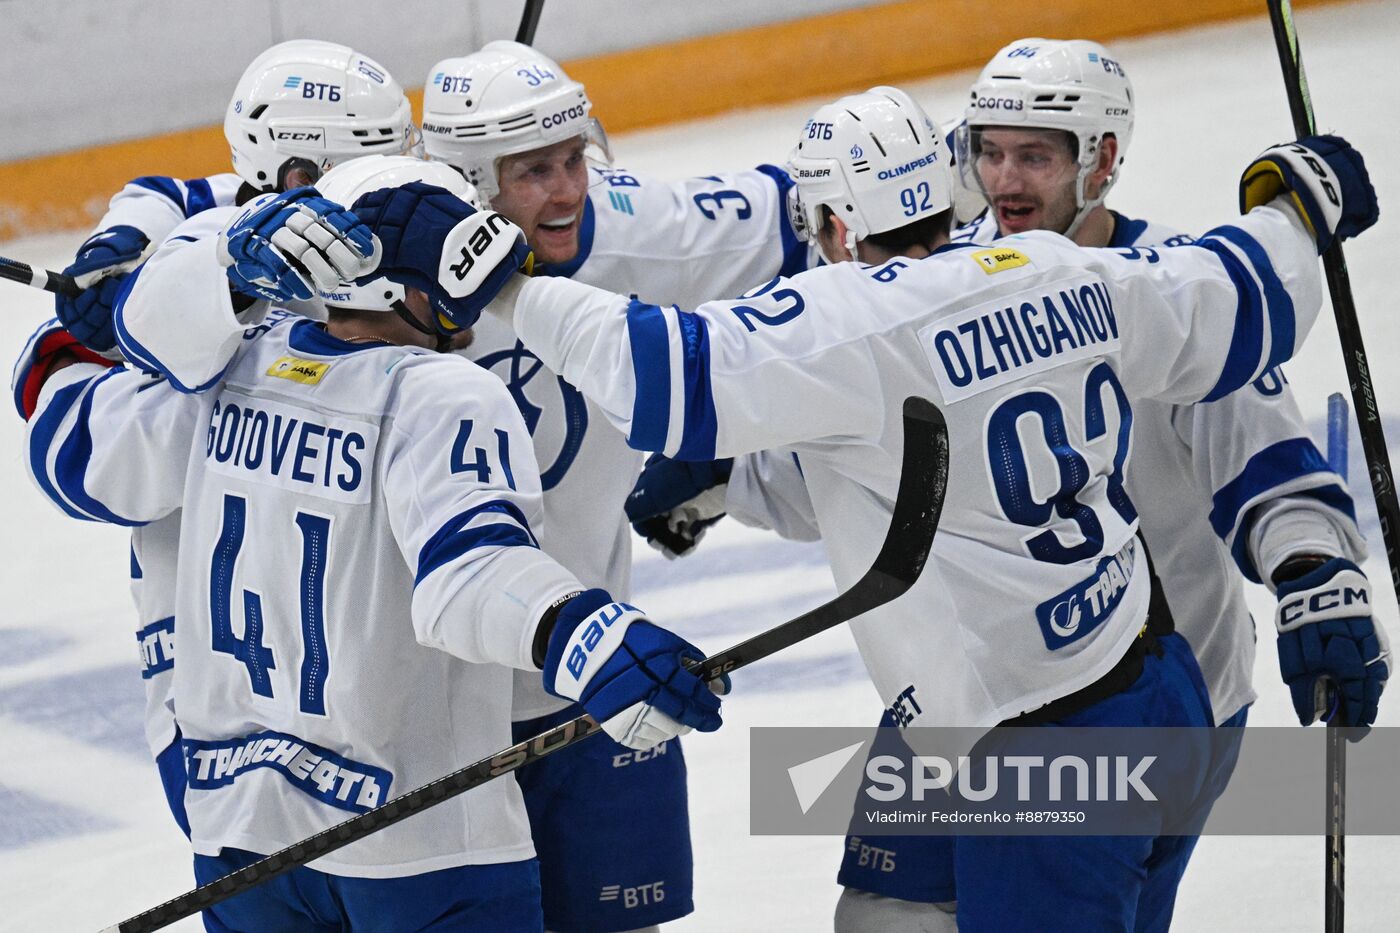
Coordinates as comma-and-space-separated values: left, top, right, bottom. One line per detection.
955, 38, 1134, 236
788, 86, 953, 255
313, 155, 481, 312
224, 40, 419, 192
421, 41, 611, 203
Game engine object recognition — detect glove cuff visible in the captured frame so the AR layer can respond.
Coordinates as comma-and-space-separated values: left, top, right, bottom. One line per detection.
542, 589, 645, 701
14, 323, 120, 420
1275, 557, 1370, 632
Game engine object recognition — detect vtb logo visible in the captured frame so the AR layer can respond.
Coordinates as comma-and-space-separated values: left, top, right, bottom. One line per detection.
449, 212, 517, 280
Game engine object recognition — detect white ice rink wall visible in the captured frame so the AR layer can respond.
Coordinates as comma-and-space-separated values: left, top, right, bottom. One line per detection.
0, 0, 1342, 238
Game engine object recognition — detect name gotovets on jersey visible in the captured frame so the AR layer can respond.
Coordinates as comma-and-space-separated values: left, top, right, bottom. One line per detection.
922, 272, 1120, 402
204, 393, 375, 503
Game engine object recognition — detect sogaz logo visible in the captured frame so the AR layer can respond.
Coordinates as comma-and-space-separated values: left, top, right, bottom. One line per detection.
541, 103, 587, 130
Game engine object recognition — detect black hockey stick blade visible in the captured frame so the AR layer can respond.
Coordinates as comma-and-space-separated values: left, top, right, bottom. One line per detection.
0, 254, 80, 297
514, 0, 546, 44
101, 396, 948, 933
690, 395, 948, 683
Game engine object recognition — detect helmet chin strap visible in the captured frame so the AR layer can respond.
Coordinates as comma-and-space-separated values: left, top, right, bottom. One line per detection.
1062, 160, 1119, 241
392, 300, 453, 353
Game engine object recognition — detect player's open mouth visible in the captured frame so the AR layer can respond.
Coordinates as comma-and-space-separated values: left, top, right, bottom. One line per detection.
996, 202, 1037, 230
537, 216, 578, 238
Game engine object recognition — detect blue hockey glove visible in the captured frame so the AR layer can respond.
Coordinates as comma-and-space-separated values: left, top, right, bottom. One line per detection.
350, 181, 533, 333
1275, 557, 1389, 735
542, 588, 726, 750
1240, 135, 1378, 252
55, 225, 149, 352
217, 187, 378, 303
626, 454, 734, 559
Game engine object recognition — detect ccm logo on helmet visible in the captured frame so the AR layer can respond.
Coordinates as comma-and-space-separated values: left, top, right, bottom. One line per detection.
541, 104, 587, 130
449, 213, 517, 281
274, 130, 324, 143
1105, 107, 1130, 117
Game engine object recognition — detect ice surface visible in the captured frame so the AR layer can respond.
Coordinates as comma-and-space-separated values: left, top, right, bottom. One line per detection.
2, 2, 1398, 928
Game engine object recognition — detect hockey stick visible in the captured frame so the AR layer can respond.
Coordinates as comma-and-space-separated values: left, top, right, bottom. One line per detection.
0, 255, 79, 297
1322, 391, 1349, 932
1266, 0, 1400, 607
101, 396, 949, 933
514, 0, 545, 44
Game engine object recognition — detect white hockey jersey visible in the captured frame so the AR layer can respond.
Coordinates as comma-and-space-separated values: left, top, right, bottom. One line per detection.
499, 203, 1325, 736
130, 513, 182, 757
25, 302, 582, 875
476, 164, 811, 717
75, 173, 249, 762
955, 210, 1364, 722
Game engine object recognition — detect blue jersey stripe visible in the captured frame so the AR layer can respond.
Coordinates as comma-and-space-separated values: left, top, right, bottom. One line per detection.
1209, 437, 1355, 581
131, 176, 185, 210
53, 367, 144, 527
113, 266, 225, 393
184, 178, 215, 217
28, 377, 101, 522
415, 500, 537, 585
756, 164, 808, 279
625, 301, 673, 452
1209, 224, 1296, 373
1195, 234, 1266, 402
673, 309, 720, 461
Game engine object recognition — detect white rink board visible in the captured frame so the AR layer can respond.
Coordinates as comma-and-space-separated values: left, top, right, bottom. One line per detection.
2, 2, 1399, 930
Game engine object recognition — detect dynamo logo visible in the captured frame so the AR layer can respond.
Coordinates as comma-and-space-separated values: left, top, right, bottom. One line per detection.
1035, 539, 1137, 649
850, 144, 864, 160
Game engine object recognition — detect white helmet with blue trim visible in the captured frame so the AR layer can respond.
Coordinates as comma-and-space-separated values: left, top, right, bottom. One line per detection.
787, 86, 953, 255
955, 38, 1134, 236
420, 41, 611, 203
224, 40, 419, 192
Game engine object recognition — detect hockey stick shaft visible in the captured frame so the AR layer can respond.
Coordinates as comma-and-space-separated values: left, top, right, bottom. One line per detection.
103, 397, 948, 933
514, 0, 545, 44
1266, 0, 1400, 610
1323, 391, 1349, 933
1270, 3, 1382, 922
0, 255, 79, 297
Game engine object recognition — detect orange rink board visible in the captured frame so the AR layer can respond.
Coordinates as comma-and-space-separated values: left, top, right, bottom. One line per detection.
0, 0, 1337, 240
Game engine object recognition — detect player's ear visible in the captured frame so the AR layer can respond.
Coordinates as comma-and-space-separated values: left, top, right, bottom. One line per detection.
819, 213, 855, 265
1090, 135, 1119, 190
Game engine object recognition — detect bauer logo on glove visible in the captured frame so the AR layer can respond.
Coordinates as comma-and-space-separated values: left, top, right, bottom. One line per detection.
441, 211, 530, 295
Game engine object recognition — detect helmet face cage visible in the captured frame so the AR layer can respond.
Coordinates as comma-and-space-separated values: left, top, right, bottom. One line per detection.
959, 38, 1133, 236
225, 41, 416, 192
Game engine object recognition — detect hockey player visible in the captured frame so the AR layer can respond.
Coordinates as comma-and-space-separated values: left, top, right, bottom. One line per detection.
418, 40, 808, 932
37, 39, 418, 837
347, 85, 1383, 932
16, 156, 724, 932
821, 38, 1382, 931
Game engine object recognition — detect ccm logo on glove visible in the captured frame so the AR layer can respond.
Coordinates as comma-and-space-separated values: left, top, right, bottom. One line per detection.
1278, 574, 1369, 630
